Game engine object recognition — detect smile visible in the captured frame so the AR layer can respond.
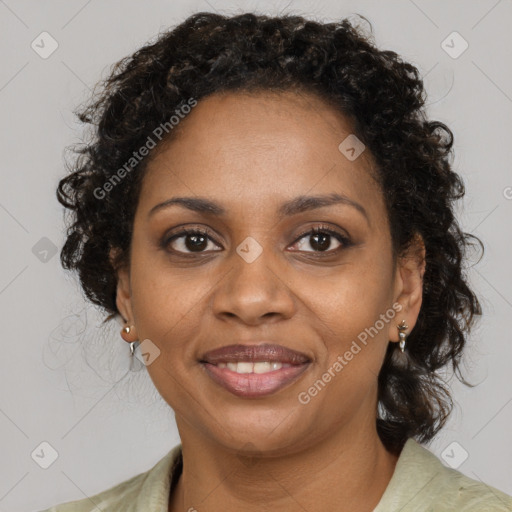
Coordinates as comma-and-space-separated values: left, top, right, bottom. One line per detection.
200, 360, 310, 398
199, 342, 312, 398
216, 361, 291, 373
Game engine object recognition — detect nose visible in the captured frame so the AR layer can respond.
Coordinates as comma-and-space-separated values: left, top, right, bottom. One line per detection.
211, 242, 297, 326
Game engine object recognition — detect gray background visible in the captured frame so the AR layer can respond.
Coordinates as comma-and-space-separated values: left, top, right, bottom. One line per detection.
1, 0, 511, 510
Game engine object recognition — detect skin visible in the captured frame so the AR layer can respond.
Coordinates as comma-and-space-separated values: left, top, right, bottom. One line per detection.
114, 90, 426, 512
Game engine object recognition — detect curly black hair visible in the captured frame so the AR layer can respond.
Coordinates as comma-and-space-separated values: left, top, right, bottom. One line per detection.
57, 11, 483, 455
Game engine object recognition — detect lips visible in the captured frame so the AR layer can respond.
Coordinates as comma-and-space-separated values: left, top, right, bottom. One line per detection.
200, 343, 311, 365
199, 343, 312, 398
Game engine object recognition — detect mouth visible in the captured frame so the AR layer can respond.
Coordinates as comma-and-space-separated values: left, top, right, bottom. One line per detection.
199, 343, 312, 398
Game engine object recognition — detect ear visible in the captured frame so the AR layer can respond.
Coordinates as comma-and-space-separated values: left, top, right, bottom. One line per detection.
388, 233, 426, 343
110, 247, 135, 335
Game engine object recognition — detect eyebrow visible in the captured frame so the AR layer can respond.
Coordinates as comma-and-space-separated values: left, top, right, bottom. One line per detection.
148, 193, 369, 224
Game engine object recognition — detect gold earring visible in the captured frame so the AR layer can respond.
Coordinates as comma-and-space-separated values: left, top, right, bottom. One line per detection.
397, 320, 408, 353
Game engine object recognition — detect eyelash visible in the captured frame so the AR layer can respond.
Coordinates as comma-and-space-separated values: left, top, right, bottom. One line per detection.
161, 224, 352, 257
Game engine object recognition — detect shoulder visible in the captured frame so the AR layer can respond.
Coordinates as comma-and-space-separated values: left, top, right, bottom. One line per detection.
38, 444, 182, 512
428, 464, 512, 511
374, 438, 512, 512
39, 471, 147, 512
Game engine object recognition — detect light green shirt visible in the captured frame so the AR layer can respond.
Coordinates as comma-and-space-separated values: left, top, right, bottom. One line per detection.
40, 438, 512, 511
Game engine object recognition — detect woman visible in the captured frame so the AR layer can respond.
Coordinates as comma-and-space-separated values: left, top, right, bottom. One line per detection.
43, 11, 512, 512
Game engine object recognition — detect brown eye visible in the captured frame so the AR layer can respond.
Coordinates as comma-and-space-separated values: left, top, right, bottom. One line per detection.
161, 225, 352, 257
163, 228, 222, 254
290, 226, 352, 254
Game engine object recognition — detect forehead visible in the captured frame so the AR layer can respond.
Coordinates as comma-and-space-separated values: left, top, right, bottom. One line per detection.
138, 90, 383, 222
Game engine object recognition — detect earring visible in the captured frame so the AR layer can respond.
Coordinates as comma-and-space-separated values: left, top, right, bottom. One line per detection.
397, 320, 408, 353
121, 325, 135, 343
120, 324, 141, 371
128, 340, 142, 372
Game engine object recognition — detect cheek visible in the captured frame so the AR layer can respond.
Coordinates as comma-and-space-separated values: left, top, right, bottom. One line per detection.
313, 255, 394, 323
305, 255, 395, 372
128, 263, 208, 407
128, 248, 204, 352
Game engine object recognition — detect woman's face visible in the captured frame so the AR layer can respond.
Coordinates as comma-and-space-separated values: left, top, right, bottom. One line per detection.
116, 90, 423, 454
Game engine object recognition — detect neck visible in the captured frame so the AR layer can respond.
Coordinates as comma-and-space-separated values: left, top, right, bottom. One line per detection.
168, 419, 400, 512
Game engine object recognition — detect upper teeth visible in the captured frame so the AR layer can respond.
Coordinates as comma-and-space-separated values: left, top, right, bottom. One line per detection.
217, 361, 291, 373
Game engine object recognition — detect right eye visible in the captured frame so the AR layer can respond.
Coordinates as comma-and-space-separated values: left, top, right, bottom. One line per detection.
162, 227, 222, 254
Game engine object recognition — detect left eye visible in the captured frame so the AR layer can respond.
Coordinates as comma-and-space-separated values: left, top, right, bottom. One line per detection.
291, 228, 349, 253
